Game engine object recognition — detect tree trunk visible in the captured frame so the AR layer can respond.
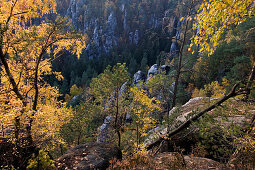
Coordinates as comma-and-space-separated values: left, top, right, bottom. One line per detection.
115, 87, 121, 147
171, 3, 192, 108
244, 62, 255, 100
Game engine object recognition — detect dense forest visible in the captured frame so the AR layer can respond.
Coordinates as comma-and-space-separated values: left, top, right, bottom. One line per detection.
1, 0, 255, 169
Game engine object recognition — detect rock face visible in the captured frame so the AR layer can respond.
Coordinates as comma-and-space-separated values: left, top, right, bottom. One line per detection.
147, 64, 159, 80
144, 97, 250, 149
133, 70, 146, 85
153, 153, 229, 170
160, 65, 171, 74
169, 17, 182, 61
55, 0, 183, 60
184, 155, 229, 170
55, 143, 122, 170
97, 116, 114, 143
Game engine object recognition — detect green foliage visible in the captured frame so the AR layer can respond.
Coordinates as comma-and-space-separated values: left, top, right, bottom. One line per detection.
192, 0, 255, 55
190, 17, 255, 90
192, 78, 230, 98
27, 150, 55, 170
192, 99, 253, 163
88, 63, 129, 107
109, 151, 184, 169
130, 86, 161, 147
147, 71, 173, 115
64, 84, 83, 102
196, 114, 235, 162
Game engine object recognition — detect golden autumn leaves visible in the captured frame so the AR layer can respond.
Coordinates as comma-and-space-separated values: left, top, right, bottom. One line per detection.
0, 0, 86, 149
191, 0, 255, 55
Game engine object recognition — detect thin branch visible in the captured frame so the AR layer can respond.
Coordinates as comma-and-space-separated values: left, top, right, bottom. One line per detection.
5, 0, 18, 26
32, 26, 56, 111
0, 48, 24, 101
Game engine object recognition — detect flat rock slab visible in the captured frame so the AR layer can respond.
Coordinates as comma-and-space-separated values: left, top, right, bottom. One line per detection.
154, 153, 231, 169
55, 143, 121, 170
184, 155, 230, 170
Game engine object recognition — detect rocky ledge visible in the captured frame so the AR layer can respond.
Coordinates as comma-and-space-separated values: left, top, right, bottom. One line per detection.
55, 143, 121, 170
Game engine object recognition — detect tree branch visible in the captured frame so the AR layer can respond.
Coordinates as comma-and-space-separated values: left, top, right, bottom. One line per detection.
147, 83, 242, 149
0, 48, 24, 102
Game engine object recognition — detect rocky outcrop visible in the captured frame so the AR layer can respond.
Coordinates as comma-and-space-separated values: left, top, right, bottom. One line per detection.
56, 143, 122, 170
97, 116, 114, 143
144, 97, 250, 149
154, 153, 229, 170
184, 155, 229, 170
55, 0, 184, 60
147, 64, 159, 80
133, 29, 139, 45
160, 65, 171, 74
104, 12, 118, 53
169, 17, 182, 61
133, 70, 146, 85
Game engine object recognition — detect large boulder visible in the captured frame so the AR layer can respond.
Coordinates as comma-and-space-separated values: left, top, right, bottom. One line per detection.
147, 64, 158, 80
160, 65, 170, 75
55, 143, 122, 170
133, 70, 146, 85
184, 155, 230, 170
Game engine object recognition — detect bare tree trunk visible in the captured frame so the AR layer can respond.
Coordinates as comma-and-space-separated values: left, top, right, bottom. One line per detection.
114, 87, 121, 147
244, 62, 255, 100
172, 2, 193, 108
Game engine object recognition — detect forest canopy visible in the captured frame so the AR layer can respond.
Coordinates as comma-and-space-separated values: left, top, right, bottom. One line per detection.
1, 0, 255, 169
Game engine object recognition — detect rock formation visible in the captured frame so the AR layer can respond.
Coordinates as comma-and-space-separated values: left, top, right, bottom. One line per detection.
56, 143, 121, 170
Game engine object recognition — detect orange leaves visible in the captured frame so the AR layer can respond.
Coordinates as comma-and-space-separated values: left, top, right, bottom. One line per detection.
0, 0, 56, 25
0, 0, 87, 152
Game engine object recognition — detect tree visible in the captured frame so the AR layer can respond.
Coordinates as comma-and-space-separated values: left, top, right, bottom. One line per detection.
147, 0, 255, 156
192, 0, 255, 99
171, 0, 199, 108
147, 71, 173, 115
191, 0, 255, 163
81, 71, 89, 86
0, 0, 86, 168
88, 63, 129, 147
129, 57, 138, 75
140, 53, 148, 72
130, 86, 161, 151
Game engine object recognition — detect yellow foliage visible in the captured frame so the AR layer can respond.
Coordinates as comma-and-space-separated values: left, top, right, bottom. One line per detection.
192, 78, 230, 98
0, 0, 86, 149
65, 84, 83, 102
192, 0, 255, 55
130, 87, 161, 151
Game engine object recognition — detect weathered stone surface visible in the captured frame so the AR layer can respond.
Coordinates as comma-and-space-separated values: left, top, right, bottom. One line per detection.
133, 70, 146, 85
134, 29, 139, 45
144, 97, 250, 149
147, 64, 158, 80
184, 155, 230, 170
55, 143, 122, 170
97, 116, 114, 143
153, 152, 230, 169
160, 65, 170, 75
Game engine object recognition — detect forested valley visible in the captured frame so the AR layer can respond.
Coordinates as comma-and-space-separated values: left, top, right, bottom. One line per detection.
1, 0, 255, 169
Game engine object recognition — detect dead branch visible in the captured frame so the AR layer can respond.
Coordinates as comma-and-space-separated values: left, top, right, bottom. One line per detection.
147, 83, 242, 149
